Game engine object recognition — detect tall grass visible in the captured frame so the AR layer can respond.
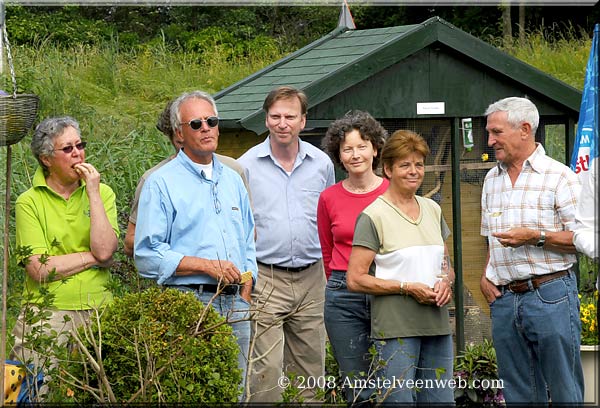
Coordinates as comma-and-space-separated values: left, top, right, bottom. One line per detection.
0, 30, 593, 339
499, 25, 591, 89
0, 37, 287, 332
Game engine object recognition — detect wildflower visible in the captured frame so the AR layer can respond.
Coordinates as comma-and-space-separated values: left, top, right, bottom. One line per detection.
481, 153, 489, 162
580, 292, 598, 345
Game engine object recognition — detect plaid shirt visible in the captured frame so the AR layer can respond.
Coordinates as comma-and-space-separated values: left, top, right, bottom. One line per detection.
481, 144, 581, 285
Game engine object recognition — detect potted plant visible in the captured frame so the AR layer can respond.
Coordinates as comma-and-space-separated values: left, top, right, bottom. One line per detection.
579, 291, 598, 404
454, 339, 504, 407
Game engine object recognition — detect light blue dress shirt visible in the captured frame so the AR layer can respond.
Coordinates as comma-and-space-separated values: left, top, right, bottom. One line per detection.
238, 137, 335, 267
134, 149, 257, 285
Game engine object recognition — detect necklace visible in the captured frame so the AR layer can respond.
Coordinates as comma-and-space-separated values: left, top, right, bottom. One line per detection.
344, 177, 381, 194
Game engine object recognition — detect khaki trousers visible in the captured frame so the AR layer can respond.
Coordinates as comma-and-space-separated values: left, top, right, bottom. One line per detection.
249, 260, 326, 402
10, 306, 92, 400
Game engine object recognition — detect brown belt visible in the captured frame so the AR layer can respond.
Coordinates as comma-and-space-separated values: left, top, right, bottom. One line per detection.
499, 270, 569, 293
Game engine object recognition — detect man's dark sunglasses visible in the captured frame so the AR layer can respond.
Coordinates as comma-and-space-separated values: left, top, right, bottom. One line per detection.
54, 141, 87, 154
182, 116, 219, 130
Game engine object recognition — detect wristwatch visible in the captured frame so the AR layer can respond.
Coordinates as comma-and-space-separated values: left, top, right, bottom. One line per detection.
536, 230, 546, 247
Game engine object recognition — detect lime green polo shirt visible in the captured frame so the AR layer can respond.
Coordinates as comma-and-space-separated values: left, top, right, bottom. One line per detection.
15, 167, 119, 310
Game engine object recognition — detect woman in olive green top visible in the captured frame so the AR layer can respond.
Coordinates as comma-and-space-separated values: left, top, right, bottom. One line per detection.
347, 130, 454, 404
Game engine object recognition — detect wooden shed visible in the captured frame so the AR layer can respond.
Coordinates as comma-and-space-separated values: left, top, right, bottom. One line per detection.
213, 16, 582, 347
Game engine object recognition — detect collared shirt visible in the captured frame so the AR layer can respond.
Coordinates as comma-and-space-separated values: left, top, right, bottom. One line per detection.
134, 150, 257, 286
481, 144, 581, 285
573, 157, 597, 260
129, 153, 251, 224
15, 167, 119, 309
238, 137, 335, 267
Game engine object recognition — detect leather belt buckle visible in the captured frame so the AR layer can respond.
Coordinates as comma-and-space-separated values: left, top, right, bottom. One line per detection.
505, 270, 569, 294
507, 280, 530, 293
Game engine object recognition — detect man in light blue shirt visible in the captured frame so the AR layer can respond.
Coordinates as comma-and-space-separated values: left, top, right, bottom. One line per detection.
134, 90, 257, 398
238, 86, 335, 402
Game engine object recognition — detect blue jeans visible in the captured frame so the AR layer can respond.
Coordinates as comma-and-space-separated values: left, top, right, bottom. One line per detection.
490, 271, 584, 404
176, 287, 251, 399
375, 335, 454, 404
324, 271, 374, 404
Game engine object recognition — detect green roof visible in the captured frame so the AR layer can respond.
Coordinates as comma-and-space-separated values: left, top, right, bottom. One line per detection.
214, 16, 581, 135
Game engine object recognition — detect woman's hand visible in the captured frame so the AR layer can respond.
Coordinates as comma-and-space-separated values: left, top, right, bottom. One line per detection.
433, 278, 453, 307
405, 282, 438, 305
74, 162, 101, 194
77, 162, 118, 262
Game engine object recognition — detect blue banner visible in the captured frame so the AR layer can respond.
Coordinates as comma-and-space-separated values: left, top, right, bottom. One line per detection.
571, 24, 599, 176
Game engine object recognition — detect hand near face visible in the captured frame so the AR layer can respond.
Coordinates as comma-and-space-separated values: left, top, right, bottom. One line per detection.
74, 162, 101, 193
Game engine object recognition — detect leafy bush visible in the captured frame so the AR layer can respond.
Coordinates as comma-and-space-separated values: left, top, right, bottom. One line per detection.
580, 291, 598, 345
6, 6, 113, 46
454, 339, 504, 407
57, 287, 241, 403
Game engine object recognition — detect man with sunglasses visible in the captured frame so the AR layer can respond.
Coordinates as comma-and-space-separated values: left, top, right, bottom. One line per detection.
134, 90, 257, 398
123, 99, 250, 257
238, 86, 335, 402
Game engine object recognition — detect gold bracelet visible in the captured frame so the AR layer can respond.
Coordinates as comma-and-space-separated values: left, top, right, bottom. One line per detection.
79, 252, 86, 269
400, 281, 407, 295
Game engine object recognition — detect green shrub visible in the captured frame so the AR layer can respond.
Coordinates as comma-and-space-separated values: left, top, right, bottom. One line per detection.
56, 287, 242, 403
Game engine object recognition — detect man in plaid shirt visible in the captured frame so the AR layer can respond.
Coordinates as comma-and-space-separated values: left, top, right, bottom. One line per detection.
479, 97, 583, 404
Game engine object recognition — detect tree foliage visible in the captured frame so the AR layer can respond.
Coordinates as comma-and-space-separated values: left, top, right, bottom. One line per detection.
6, 5, 598, 53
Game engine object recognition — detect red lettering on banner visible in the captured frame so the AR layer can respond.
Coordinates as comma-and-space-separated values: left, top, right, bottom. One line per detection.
575, 154, 590, 174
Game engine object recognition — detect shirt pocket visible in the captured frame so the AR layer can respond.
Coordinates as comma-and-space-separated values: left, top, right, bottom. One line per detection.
301, 188, 321, 221
522, 191, 556, 227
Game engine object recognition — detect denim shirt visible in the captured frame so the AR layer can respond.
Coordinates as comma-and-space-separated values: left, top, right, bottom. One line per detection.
134, 149, 257, 285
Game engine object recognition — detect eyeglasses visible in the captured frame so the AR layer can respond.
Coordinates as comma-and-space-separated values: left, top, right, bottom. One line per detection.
54, 141, 87, 154
182, 116, 219, 130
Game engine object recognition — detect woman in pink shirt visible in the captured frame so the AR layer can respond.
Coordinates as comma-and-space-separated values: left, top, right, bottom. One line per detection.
317, 111, 388, 404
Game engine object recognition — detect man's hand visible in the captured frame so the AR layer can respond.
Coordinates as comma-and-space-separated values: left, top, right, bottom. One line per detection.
240, 279, 252, 303
480, 274, 501, 304
493, 227, 536, 248
207, 260, 241, 284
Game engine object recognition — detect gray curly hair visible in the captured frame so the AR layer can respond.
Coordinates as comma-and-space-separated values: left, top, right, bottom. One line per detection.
31, 116, 81, 171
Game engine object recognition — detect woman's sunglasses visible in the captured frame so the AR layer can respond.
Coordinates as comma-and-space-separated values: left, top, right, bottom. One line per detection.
54, 141, 87, 154
182, 116, 219, 130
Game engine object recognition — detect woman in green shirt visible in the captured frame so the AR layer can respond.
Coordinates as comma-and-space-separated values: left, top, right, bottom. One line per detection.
347, 130, 454, 404
11, 116, 119, 392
